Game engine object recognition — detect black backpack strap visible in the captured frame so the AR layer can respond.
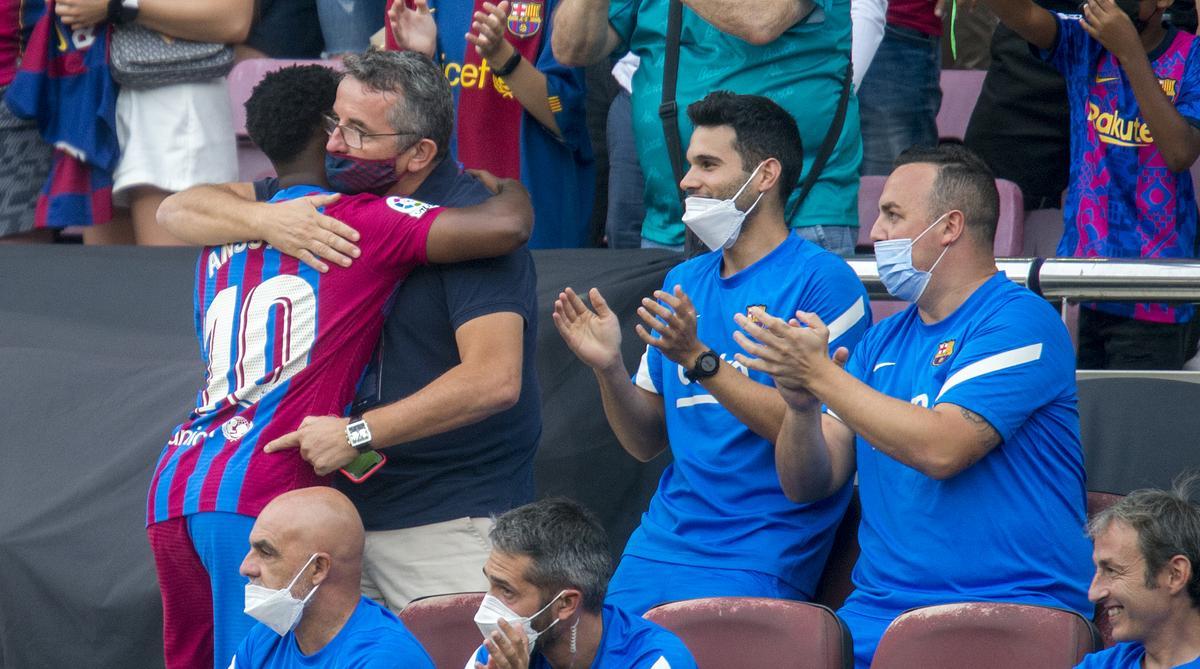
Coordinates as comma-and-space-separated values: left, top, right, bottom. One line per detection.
786, 62, 853, 220
659, 0, 686, 192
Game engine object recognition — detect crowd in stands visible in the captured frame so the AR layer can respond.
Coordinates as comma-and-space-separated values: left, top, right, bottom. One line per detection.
6, 0, 1200, 667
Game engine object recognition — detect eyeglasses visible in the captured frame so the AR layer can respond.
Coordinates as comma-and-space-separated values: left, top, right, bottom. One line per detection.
322, 114, 417, 150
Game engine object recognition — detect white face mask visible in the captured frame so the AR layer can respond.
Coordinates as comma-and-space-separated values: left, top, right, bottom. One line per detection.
474, 590, 565, 648
243, 553, 320, 636
873, 212, 951, 303
681, 162, 765, 251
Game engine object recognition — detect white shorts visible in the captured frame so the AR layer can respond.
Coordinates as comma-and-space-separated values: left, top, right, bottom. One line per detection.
112, 79, 238, 203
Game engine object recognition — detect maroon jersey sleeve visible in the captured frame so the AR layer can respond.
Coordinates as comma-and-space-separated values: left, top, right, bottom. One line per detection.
325, 194, 443, 275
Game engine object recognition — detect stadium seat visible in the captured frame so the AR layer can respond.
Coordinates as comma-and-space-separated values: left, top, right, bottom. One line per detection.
227, 58, 343, 138
645, 597, 853, 669
399, 592, 485, 668
936, 69, 987, 140
870, 602, 1100, 669
1022, 208, 1065, 257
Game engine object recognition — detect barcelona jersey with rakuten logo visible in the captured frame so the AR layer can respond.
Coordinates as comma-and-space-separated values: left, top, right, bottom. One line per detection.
1044, 16, 1200, 323
146, 186, 442, 526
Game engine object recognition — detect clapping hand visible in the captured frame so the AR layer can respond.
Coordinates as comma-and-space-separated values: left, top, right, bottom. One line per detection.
468, 2, 516, 64
389, 0, 438, 58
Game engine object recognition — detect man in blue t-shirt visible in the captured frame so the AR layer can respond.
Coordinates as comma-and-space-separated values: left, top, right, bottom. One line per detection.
736, 144, 1093, 668
232, 487, 434, 669
554, 92, 870, 614
465, 498, 696, 669
551, 0, 861, 253
1074, 482, 1200, 669
985, 0, 1200, 369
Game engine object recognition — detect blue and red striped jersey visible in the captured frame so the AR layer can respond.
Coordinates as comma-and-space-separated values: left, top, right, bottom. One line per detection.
147, 187, 442, 525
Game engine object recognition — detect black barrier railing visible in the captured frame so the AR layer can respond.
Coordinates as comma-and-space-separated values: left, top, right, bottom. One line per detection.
845, 257, 1200, 303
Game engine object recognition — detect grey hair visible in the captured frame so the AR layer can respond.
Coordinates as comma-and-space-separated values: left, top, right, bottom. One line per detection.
1089, 474, 1200, 608
340, 49, 454, 160
489, 498, 613, 612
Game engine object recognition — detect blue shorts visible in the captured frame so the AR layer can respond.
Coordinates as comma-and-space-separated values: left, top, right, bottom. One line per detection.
604, 554, 807, 616
836, 605, 894, 669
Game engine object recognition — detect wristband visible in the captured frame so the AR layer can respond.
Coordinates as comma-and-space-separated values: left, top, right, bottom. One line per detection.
493, 49, 522, 78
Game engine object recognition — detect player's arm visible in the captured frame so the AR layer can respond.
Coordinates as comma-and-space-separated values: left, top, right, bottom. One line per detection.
983, 0, 1058, 50
1085, 0, 1200, 171
774, 399, 858, 503
551, 0, 623, 66
554, 287, 669, 461
362, 312, 525, 449
737, 310, 1000, 483
157, 183, 362, 272
425, 176, 534, 263
680, 0, 812, 44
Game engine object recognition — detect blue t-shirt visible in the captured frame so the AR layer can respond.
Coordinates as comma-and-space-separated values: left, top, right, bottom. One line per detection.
339, 157, 541, 531
838, 273, 1093, 620
232, 596, 434, 669
1043, 15, 1200, 323
627, 232, 870, 593
608, 0, 861, 246
467, 604, 697, 668
1076, 642, 1200, 668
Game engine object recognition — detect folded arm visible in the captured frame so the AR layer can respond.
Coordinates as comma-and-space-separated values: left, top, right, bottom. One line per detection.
682, 0, 812, 44
551, 0, 622, 66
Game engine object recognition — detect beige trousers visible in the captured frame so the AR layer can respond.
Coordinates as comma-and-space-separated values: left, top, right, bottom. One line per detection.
361, 516, 494, 615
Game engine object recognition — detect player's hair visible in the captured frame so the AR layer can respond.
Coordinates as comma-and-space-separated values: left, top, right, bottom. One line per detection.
686, 91, 804, 205
245, 64, 341, 165
489, 498, 613, 613
341, 49, 454, 160
1089, 474, 1200, 609
893, 142, 1000, 248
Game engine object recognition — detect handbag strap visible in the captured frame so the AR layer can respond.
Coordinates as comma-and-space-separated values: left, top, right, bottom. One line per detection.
786, 61, 853, 220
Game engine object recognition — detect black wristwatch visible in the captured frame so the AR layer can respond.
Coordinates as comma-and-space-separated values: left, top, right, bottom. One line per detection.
493, 49, 522, 78
345, 416, 373, 454
108, 0, 139, 25
684, 350, 720, 382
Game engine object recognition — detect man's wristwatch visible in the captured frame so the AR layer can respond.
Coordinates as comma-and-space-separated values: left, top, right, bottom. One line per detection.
108, 0, 140, 25
345, 416, 373, 454
684, 350, 720, 381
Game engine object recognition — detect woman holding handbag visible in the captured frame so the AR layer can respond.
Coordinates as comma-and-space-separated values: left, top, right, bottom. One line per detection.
57, 0, 252, 246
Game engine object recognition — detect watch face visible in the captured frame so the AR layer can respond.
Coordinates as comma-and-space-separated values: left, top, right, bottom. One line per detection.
699, 352, 720, 374
347, 421, 371, 446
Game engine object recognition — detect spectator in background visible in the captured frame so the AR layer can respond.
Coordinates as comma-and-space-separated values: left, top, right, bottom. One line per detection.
737, 145, 1093, 668
161, 50, 541, 616
605, 52, 644, 249
387, 0, 594, 249
236, 0, 325, 62
232, 487, 435, 668
858, 0, 944, 175
0, 0, 53, 243
552, 0, 861, 254
554, 93, 869, 615
986, 0, 1200, 369
56, 0, 252, 246
318, 0, 387, 57
465, 498, 697, 669
1076, 480, 1200, 669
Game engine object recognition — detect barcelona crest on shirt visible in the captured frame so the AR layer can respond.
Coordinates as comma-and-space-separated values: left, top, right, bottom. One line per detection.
745, 305, 768, 328
507, 0, 543, 38
932, 339, 955, 366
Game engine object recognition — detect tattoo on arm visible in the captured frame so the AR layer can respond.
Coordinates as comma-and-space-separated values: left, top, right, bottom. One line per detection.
958, 406, 1001, 447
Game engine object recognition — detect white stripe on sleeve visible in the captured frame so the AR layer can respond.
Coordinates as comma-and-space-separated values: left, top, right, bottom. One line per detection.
650, 657, 672, 669
935, 343, 1043, 401
826, 296, 866, 343
634, 347, 660, 394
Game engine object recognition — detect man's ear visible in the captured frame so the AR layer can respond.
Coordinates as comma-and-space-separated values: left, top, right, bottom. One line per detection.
1164, 554, 1193, 595
757, 157, 783, 194
942, 210, 968, 246
558, 589, 584, 619
402, 138, 440, 173
310, 553, 332, 587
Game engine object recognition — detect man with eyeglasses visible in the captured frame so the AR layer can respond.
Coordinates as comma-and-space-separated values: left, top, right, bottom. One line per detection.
158, 49, 541, 643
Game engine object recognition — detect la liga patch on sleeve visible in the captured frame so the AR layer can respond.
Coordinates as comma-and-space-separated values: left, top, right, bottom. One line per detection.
386, 196, 436, 217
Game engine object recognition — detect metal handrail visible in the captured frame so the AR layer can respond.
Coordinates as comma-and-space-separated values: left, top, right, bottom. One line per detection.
846, 257, 1200, 302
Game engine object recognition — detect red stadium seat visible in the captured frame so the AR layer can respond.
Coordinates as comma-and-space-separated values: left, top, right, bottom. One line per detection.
936, 69, 987, 140
870, 602, 1100, 669
399, 592, 485, 669
645, 597, 853, 669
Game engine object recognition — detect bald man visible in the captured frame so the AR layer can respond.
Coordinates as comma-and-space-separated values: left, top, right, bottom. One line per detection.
230, 487, 434, 668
